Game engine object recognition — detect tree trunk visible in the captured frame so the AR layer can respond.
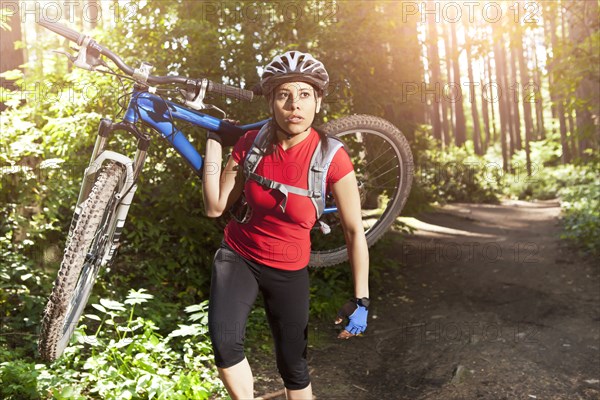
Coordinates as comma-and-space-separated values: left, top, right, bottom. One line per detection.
530, 33, 545, 140
441, 83, 450, 148
557, 101, 570, 163
499, 36, 515, 165
486, 52, 497, 144
450, 22, 466, 147
442, 23, 454, 146
465, 39, 482, 155
427, 16, 442, 143
547, 1, 570, 161
544, 2, 557, 119
480, 57, 491, 152
567, 0, 599, 155
0, 9, 24, 111
516, 27, 535, 173
493, 29, 509, 172
568, 109, 578, 159
509, 34, 522, 151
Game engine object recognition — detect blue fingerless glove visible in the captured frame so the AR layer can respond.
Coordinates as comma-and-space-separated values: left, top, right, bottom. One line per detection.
337, 298, 369, 335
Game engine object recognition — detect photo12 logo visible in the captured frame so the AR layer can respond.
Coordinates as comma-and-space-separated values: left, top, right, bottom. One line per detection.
2, 1, 106, 23
0, 1, 340, 24
400, 81, 541, 104
399, 320, 540, 344
400, 1, 542, 24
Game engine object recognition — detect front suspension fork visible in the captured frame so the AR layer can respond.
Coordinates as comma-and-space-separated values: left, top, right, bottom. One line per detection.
68, 119, 150, 241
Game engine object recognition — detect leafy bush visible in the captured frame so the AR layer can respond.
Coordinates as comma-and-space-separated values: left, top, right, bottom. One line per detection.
404, 127, 500, 214
502, 138, 599, 255
501, 133, 569, 200
558, 164, 600, 255
0, 289, 225, 400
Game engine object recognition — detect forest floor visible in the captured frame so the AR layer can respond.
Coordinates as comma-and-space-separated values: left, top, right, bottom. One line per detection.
250, 200, 600, 400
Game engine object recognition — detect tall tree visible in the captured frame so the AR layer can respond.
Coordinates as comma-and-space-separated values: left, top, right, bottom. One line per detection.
500, 32, 516, 163
450, 22, 466, 146
560, 3, 577, 157
544, 1, 570, 162
515, 26, 534, 174
485, 49, 497, 144
480, 56, 491, 151
568, 110, 577, 158
492, 26, 509, 171
530, 32, 545, 140
0, 9, 24, 110
566, 0, 599, 155
543, 2, 558, 120
464, 25, 482, 155
426, 14, 442, 143
509, 33, 522, 151
442, 23, 454, 144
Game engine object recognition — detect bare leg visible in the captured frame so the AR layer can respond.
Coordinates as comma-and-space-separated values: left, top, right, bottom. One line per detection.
218, 357, 254, 400
285, 383, 313, 400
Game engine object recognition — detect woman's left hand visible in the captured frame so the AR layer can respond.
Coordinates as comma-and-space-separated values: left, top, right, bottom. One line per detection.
334, 299, 368, 339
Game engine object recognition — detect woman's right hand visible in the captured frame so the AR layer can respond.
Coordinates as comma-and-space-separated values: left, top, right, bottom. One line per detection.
207, 119, 243, 147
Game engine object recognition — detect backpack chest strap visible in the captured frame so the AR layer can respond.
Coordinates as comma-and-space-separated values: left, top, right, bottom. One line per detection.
247, 172, 321, 213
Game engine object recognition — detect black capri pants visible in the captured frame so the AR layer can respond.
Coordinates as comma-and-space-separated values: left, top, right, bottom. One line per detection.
208, 242, 310, 390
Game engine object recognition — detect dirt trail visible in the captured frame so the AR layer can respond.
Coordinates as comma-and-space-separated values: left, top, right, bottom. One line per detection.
253, 200, 600, 400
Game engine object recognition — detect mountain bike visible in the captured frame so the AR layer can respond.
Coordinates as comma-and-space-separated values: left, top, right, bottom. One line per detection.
36, 18, 414, 362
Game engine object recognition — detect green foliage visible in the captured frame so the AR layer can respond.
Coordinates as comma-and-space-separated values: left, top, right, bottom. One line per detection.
0, 359, 40, 400
0, 290, 225, 399
3, 2, 596, 395
404, 127, 500, 214
560, 178, 600, 255
502, 136, 600, 255
502, 133, 566, 199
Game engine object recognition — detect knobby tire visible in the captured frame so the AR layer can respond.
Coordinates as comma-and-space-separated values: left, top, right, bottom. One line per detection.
38, 162, 124, 361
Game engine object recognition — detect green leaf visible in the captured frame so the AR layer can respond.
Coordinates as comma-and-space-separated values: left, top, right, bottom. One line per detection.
91, 303, 107, 313
99, 298, 126, 311
124, 288, 154, 305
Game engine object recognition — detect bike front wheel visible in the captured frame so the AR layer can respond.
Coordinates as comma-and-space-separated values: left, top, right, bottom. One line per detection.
309, 115, 413, 267
38, 162, 125, 361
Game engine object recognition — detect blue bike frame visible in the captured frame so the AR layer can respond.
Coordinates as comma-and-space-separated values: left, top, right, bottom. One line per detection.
117, 88, 336, 214
124, 89, 268, 174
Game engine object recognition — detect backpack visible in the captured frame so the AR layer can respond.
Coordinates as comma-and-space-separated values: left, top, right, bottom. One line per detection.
240, 123, 344, 233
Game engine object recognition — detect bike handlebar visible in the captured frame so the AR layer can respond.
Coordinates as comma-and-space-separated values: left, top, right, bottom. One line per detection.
37, 17, 254, 102
38, 17, 86, 45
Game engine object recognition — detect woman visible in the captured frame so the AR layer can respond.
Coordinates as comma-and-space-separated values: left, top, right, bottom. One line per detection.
202, 51, 370, 400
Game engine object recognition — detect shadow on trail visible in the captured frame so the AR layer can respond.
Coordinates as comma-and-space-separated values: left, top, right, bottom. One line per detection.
306, 200, 599, 400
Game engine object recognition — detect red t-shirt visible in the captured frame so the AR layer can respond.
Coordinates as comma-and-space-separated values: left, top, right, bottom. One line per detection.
224, 127, 354, 270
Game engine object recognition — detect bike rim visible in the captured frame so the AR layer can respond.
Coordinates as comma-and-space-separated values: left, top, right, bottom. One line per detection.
310, 128, 404, 255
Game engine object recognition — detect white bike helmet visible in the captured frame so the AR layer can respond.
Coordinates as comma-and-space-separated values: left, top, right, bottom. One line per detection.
260, 51, 329, 96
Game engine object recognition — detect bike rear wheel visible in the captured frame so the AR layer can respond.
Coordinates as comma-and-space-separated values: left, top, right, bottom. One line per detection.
38, 162, 125, 361
309, 115, 413, 267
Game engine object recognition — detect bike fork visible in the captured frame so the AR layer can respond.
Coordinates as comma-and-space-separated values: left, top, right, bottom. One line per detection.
68, 119, 150, 266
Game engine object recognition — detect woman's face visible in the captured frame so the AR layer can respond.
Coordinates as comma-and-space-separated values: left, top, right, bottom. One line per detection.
271, 81, 322, 136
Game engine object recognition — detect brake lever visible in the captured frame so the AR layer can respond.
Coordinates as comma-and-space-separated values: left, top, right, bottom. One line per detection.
51, 50, 76, 63
181, 81, 227, 118
52, 37, 103, 71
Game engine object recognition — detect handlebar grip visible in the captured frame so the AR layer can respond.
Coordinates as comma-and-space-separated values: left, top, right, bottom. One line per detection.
37, 17, 85, 45
207, 81, 254, 102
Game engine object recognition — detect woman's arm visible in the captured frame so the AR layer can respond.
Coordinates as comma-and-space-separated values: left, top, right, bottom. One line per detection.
202, 139, 245, 218
331, 171, 369, 299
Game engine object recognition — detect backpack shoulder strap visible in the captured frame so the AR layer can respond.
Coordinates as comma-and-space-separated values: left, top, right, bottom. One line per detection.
243, 123, 315, 212
309, 135, 345, 219
244, 123, 272, 177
